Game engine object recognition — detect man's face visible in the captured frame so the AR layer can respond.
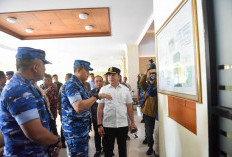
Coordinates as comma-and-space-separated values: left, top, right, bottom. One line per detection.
123, 77, 127, 83
89, 74, 94, 81
53, 76, 58, 82
0, 76, 6, 86
6, 75, 13, 80
80, 68, 90, 82
43, 77, 52, 88
108, 73, 120, 84
94, 76, 103, 89
65, 75, 71, 82
35, 60, 46, 81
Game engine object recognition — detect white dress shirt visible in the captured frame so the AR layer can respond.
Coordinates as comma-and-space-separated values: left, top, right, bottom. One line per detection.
97, 84, 133, 128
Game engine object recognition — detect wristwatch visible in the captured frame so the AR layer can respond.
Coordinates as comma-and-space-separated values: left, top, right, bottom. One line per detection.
93, 93, 99, 100
97, 124, 103, 128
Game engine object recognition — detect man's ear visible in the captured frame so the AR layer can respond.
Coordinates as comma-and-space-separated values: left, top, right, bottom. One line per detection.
32, 64, 38, 73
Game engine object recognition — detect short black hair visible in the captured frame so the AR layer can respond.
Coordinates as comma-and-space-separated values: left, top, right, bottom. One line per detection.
16, 58, 40, 71
66, 73, 72, 79
0, 71, 5, 79
44, 73, 52, 78
74, 65, 84, 73
94, 75, 103, 81
52, 74, 58, 78
89, 73, 94, 76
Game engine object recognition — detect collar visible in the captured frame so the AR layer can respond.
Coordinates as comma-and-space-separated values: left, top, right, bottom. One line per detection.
72, 75, 84, 87
14, 73, 33, 86
109, 83, 122, 88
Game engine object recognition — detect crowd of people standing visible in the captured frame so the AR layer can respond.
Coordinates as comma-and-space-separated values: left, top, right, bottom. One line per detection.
0, 46, 158, 157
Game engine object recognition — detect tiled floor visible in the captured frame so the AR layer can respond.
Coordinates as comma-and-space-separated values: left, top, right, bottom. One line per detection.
57, 110, 159, 157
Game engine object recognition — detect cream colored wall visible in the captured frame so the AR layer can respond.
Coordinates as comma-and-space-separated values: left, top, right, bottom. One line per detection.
153, 0, 209, 157
125, 45, 140, 96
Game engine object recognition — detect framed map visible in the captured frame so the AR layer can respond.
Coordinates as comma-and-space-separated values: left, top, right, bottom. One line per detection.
156, 0, 201, 103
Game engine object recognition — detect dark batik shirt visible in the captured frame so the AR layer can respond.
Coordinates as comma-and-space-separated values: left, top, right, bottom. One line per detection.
45, 84, 58, 119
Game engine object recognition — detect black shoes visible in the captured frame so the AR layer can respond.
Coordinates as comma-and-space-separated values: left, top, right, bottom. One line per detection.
142, 138, 148, 144
127, 135, 130, 140
94, 151, 101, 157
140, 119, 145, 123
146, 147, 154, 155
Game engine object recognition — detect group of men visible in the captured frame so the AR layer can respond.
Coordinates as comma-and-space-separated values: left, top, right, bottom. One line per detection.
0, 47, 137, 157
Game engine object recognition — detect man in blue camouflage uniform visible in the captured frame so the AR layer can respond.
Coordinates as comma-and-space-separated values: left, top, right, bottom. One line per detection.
62, 60, 112, 157
0, 47, 62, 157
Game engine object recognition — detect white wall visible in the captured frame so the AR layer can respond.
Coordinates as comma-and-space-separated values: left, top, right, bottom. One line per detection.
125, 45, 140, 95
139, 33, 156, 57
153, 0, 209, 156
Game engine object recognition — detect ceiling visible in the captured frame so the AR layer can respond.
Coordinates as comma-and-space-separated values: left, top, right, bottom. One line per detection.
0, 0, 154, 74
0, 8, 111, 40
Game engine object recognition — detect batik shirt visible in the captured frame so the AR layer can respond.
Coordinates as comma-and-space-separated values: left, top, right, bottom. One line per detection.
0, 73, 50, 157
61, 75, 90, 156
45, 84, 58, 119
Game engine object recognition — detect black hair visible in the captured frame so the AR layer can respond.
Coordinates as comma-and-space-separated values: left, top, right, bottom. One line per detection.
0, 71, 5, 79
74, 65, 84, 73
66, 73, 73, 79
16, 58, 40, 72
94, 75, 103, 81
52, 74, 58, 78
44, 73, 52, 78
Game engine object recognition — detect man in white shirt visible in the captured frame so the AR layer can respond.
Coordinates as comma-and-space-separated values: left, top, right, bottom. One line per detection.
97, 67, 137, 157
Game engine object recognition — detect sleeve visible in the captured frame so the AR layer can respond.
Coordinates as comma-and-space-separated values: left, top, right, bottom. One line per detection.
139, 74, 149, 91
7, 85, 40, 125
96, 87, 105, 104
66, 82, 82, 104
126, 89, 133, 104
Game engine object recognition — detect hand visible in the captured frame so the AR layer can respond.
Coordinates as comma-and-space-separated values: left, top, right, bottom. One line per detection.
98, 93, 112, 100
51, 142, 62, 157
130, 123, 138, 132
98, 126, 105, 137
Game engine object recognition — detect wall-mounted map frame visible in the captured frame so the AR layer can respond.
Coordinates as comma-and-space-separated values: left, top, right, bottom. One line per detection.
156, 0, 202, 103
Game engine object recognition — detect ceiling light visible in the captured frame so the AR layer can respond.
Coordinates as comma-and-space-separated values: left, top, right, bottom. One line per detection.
79, 13, 89, 19
85, 25, 93, 30
6, 17, 17, 23
25, 28, 34, 33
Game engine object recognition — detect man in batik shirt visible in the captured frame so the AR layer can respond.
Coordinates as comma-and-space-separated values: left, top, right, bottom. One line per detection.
43, 74, 58, 136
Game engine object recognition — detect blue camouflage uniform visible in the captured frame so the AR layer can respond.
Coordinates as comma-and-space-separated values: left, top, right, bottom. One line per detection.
0, 47, 52, 157
61, 60, 93, 157
0, 73, 51, 157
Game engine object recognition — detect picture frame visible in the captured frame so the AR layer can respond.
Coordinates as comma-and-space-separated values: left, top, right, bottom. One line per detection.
156, 0, 202, 103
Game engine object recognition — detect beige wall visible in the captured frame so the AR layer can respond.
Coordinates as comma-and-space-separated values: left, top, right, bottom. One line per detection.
139, 57, 156, 74
153, 0, 209, 156
125, 45, 139, 96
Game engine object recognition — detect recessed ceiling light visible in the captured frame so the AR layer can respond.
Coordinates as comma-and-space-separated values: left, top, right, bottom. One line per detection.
6, 17, 17, 23
79, 13, 89, 19
85, 25, 93, 30
25, 28, 34, 33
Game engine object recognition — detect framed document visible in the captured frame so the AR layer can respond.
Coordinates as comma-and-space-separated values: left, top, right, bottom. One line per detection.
156, 0, 201, 103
